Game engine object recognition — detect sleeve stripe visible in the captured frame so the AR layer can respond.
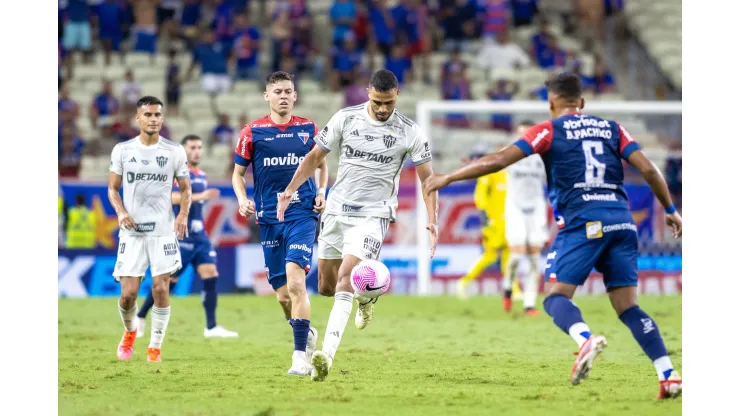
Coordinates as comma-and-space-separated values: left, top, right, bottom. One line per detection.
413, 157, 432, 166
514, 139, 534, 156
621, 141, 641, 159
234, 154, 251, 167
314, 137, 331, 153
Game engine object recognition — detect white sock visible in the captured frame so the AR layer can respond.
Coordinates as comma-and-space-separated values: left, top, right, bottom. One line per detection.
149, 306, 171, 349
524, 255, 540, 309
568, 322, 592, 348
654, 356, 675, 381
503, 254, 523, 291
322, 292, 354, 361
118, 303, 138, 332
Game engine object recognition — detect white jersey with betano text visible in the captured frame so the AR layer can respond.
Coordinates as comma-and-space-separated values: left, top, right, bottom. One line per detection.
505, 153, 548, 211
110, 136, 189, 237
315, 101, 432, 219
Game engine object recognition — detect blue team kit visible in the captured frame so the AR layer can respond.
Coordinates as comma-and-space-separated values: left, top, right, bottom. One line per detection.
172, 168, 217, 277
234, 115, 320, 290
515, 113, 642, 289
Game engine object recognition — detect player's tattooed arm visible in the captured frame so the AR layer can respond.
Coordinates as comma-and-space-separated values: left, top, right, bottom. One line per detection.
175, 176, 192, 239
108, 172, 136, 230
415, 161, 439, 258
423, 145, 527, 194
232, 164, 255, 218
627, 150, 682, 238
278, 145, 328, 221
313, 155, 329, 213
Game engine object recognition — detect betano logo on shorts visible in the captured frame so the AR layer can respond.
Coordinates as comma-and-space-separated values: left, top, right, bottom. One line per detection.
263, 153, 305, 167
289, 243, 311, 253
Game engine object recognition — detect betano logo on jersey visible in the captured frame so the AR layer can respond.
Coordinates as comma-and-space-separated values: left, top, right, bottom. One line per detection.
343, 145, 393, 163
263, 153, 305, 167
127, 172, 169, 183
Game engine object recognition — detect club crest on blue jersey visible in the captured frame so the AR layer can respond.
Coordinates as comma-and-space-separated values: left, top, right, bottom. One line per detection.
298, 132, 309, 144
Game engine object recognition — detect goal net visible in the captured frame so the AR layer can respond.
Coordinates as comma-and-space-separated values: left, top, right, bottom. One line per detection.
409, 100, 682, 296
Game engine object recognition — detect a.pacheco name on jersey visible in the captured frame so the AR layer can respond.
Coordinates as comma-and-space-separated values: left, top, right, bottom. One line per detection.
563, 118, 613, 140
263, 153, 305, 166
343, 145, 393, 163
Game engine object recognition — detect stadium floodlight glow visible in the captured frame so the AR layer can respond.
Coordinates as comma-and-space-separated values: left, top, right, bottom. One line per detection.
414, 100, 682, 295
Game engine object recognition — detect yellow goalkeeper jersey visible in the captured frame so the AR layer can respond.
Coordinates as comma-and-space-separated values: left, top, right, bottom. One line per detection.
474, 170, 507, 225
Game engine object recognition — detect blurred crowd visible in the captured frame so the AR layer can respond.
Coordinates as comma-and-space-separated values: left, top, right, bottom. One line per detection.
59, 0, 627, 180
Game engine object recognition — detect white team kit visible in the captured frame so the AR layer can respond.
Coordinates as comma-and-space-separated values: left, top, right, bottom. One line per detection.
504, 153, 549, 247
314, 101, 432, 261
110, 136, 189, 279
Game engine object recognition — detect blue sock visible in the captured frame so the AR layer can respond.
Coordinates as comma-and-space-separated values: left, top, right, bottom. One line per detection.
202, 278, 217, 330
290, 319, 310, 352
619, 305, 672, 379
543, 294, 592, 346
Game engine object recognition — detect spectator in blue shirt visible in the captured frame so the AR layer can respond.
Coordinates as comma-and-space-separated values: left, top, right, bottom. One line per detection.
188, 30, 233, 97
535, 34, 567, 70
487, 79, 518, 132
369, 0, 395, 58
96, 0, 124, 66
62, 0, 92, 63
385, 44, 412, 87
593, 59, 617, 94
330, 35, 363, 91
330, 0, 357, 48
210, 113, 236, 149
511, 0, 539, 27
180, 0, 202, 48
232, 14, 262, 80
89, 79, 120, 129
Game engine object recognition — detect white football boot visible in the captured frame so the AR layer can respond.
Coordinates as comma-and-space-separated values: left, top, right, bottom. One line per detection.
355, 297, 377, 330
310, 350, 333, 382
287, 351, 311, 376
204, 325, 239, 338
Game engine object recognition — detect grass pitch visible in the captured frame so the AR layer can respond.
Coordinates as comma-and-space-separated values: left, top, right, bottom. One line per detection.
59, 294, 681, 415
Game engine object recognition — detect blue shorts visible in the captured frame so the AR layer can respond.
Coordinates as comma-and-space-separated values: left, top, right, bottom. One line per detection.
134, 31, 157, 55
63, 22, 92, 50
172, 238, 217, 278
544, 209, 638, 290
259, 216, 318, 290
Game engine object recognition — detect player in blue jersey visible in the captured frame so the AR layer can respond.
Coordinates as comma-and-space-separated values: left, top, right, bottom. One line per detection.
232, 71, 329, 376
137, 134, 239, 338
424, 72, 682, 399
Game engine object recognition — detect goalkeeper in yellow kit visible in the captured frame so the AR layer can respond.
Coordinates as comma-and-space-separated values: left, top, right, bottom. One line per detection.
457, 146, 522, 299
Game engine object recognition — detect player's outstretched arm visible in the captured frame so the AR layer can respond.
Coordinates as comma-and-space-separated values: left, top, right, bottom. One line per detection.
415, 161, 440, 258
626, 150, 682, 238
175, 176, 192, 239
423, 146, 526, 195
231, 164, 255, 218
277, 145, 328, 221
108, 172, 136, 230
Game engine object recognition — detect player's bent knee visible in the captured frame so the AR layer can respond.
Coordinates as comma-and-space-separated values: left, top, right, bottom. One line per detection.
197, 264, 219, 279
318, 281, 336, 297
287, 279, 307, 298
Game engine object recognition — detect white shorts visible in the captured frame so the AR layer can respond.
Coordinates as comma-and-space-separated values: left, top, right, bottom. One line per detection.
318, 214, 390, 261
201, 74, 232, 95
505, 204, 549, 247
113, 235, 182, 280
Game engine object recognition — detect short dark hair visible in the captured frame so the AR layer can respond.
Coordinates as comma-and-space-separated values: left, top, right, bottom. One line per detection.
519, 120, 536, 128
136, 96, 164, 108
545, 72, 582, 101
75, 193, 86, 206
266, 71, 294, 88
181, 134, 202, 145
369, 69, 399, 92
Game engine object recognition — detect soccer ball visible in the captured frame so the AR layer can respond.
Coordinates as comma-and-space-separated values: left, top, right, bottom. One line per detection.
350, 259, 391, 300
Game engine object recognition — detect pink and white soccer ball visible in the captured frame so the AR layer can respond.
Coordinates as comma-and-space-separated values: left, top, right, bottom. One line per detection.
350, 259, 391, 299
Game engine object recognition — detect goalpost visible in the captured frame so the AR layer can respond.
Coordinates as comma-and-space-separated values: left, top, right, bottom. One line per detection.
414, 100, 683, 296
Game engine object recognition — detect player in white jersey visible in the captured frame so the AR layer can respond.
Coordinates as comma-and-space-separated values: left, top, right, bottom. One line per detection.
108, 96, 192, 363
502, 121, 549, 316
276, 70, 439, 382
